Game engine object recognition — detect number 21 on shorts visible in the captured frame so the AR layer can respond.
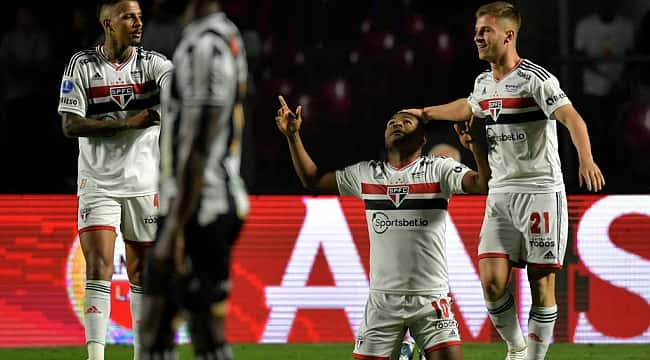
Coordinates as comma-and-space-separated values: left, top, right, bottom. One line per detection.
431, 298, 450, 319
530, 211, 550, 234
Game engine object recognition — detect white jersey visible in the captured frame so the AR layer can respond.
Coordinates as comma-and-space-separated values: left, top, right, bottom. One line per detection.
337, 156, 470, 295
467, 59, 571, 194
58, 45, 172, 197
159, 12, 249, 224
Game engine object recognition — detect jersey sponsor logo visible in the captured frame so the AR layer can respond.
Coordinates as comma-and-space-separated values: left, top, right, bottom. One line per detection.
488, 99, 502, 120
110, 85, 134, 109
516, 69, 531, 81
92, 72, 103, 80
60, 97, 78, 106
61, 80, 74, 94
529, 240, 555, 247
433, 319, 458, 330
545, 93, 567, 106
486, 128, 526, 151
505, 83, 524, 92
371, 211, 429, 234
543, 250, 555, 260
387, 185, 409, 207
142, 215, 159, 224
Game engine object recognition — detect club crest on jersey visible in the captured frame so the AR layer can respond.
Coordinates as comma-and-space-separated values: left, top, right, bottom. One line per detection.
387, 185, 409, 207
110, 85, 134, 109
489, 99, 502, 121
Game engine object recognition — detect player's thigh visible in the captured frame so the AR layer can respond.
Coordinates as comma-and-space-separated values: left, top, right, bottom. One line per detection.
353, 293, 406, 359
78, 193, 120, 277
408, 294, 461, 359
120, 193, 159, 243
181, 213, 243, 310
512, 191, 568, 268
478, 193, 525, 265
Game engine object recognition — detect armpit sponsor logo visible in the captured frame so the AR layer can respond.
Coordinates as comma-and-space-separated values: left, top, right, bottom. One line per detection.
545, 93, 567, 106
371, 212, 429, 234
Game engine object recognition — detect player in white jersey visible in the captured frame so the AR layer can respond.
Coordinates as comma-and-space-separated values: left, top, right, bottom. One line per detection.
139, 1, 249, 359
57, 1, 172, 359
403, 2, 605, 359
276, 96, 491, 360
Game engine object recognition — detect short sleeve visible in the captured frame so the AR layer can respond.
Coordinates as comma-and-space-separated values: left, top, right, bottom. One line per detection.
435, 157, 471, 195
533, 75, 571, 118
336, 162, 364, 198
57, 59, 87, 117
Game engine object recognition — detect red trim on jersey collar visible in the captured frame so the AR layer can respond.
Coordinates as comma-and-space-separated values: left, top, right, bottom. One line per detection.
386, 157, 420, 171
97, 44, 135, 71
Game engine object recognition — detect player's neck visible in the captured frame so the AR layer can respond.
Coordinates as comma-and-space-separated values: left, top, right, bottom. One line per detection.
491, 53, 521, 80
102, 42, 132, 64
386, 150, 420, 170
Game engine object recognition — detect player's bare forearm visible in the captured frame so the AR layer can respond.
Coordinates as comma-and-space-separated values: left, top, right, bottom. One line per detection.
61, 113, 127, 138
554, 105, 594, 163
463, 142, 491, 194
286, 133, 337, 192
422, 98, 473, 123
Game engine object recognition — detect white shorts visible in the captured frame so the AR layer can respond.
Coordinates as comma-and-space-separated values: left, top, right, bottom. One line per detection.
353, 292, 461, 359
77, 192, 159, 243
478, 191, 568, 269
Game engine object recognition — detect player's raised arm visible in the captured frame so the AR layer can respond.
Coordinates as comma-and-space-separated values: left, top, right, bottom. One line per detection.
402, 98, 473, 124
275, 95, 338, 192
61, 109, 159, 138
456, 117, 491, 194
553, 103, 605, 192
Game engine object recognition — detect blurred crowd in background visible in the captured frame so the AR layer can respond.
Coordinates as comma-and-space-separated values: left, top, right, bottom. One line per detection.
0, 0, 649, 195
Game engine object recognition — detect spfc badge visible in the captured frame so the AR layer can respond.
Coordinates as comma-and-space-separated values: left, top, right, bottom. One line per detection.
110, 85, 134, 109
387, 185, 409, 207
489, 99, 502, 121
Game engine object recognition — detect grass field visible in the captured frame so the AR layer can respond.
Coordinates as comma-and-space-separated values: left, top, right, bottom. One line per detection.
0, 343, 648, 359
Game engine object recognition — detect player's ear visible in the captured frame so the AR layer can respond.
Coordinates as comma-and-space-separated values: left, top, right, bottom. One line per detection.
103, 19, 112, 32
505, 29, 515, 44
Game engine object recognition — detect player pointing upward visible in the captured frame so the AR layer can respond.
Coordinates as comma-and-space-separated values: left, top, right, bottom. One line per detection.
276, 95, 490, 360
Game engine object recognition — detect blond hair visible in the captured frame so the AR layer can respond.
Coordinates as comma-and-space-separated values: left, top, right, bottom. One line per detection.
476, 1, 521, 31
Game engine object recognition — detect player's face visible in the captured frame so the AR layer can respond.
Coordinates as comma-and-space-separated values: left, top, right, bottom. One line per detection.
109, 1, 144, 46
384, 113, 423, 149
474, 15, 508, 62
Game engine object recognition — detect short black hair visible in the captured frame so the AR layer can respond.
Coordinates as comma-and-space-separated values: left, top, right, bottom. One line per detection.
96, 0, 135, 19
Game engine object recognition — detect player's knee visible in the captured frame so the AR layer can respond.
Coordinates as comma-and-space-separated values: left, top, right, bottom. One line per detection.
482, 279, 508, 300
85, 255, 114, 280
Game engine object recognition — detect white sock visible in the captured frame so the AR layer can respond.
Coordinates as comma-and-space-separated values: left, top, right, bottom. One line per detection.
130, 283, 144, 360
527, 305, 557, 360
84, 280, 111, 360
485, 293, 526, 351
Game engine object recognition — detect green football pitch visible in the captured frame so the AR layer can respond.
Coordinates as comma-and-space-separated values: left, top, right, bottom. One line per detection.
0, 343, 648, 359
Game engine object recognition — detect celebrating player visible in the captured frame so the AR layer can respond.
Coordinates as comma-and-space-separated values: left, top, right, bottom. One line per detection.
57, 1, 172, 359
403, 2, 605, 359
276, 95, 490, 360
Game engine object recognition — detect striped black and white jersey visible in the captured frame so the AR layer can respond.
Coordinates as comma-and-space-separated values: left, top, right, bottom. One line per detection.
159, 11, 249, 224
336, 156, 470, 295
57, 45, 172, 196
467, 59, 571, 194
